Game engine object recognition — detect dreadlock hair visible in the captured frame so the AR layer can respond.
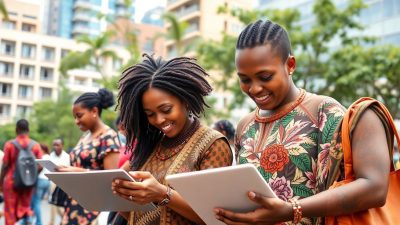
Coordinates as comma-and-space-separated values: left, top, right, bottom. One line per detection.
236, 19, 292, 62
74, 88, 115, 116
117, 54, 213, 170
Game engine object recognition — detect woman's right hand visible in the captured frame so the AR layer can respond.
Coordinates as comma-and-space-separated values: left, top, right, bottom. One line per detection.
112, 171, 167, 205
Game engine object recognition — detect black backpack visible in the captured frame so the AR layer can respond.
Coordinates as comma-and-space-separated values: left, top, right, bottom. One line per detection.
12, 139, 38, 189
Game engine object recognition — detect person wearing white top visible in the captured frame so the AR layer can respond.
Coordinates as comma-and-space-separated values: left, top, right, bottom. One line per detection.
48, 138, 70, 225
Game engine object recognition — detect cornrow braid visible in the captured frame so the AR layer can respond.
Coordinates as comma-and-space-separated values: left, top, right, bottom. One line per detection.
117, 54, 212, 170
236, 19, 292, 61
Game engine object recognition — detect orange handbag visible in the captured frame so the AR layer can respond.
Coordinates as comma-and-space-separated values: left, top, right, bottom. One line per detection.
325, 97, 400, 225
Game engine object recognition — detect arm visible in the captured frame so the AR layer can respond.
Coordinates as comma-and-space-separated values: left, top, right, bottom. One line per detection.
216, 109, 390, 224
301, 109, 390, 216
113, 138, 233, 225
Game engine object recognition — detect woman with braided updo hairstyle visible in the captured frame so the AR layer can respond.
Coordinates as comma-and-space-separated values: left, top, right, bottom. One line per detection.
214, 19, 391, 225
112, 54, 233, 225
58, 88, 121, 225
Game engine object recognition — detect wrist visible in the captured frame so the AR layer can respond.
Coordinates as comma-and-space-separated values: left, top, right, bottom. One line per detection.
156, 185, 173, 206
288, 199, 303, 224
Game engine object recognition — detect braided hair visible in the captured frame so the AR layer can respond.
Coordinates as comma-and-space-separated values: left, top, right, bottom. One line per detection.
117, 54, 212, 170
236, 19, 292, 61
74, 88, 115, 116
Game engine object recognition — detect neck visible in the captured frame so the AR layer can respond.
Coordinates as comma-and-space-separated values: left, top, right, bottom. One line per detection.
161, 118, 200, 148
260, 86, 300, 116
90, 121, 105, 136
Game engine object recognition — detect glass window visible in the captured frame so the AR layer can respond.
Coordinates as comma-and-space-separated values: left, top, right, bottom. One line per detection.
39, 87, 52, 99
0, 40, 16, 56
16, 105, 31, 118
0, 104, 11, 117
21, 43, 36, 59
0, 82, 12, 97
40, 67, 54, 81
1, 20, 16, 29
0, 61, 14, 77
18, 85, 33, 99
19, 64, 35, 80
22, 23, 36, 32
42, 46, 55, 61
113, 58, 122, 71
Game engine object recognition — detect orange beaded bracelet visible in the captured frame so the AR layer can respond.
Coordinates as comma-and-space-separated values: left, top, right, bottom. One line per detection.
289, 199, 302, 224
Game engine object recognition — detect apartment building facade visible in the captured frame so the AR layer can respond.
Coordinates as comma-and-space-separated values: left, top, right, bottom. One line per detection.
165, 0, 250, 58
0, 0, 130, 125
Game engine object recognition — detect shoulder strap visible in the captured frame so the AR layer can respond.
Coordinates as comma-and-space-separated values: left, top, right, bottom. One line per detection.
12, 139, 36, 152
341, 97, 400, 180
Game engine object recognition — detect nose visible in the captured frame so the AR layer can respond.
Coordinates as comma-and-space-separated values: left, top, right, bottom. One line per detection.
74, 117, 80, 125
248, 82, 263, 96
155, 114, 166, 126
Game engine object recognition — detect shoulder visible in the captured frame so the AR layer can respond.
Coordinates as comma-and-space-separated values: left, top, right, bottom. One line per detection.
236, 110, 256, 135
307, 93, 344, 109
102, 126, 118, 138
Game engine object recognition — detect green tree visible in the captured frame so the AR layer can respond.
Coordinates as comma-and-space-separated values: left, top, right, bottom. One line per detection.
197, 0, 369, 115
326, 45, 400, 118
0, 0, 8, 20
60, 32, 117, 80
162, 13, 189, 55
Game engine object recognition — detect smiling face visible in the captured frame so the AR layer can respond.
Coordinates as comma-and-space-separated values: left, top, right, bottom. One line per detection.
235, 44, 296, 111
72, 103, 98, 132
142, 87, 189, 138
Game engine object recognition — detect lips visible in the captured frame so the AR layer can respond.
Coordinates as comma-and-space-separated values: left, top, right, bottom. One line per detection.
253, 94, 271, 105
160, 122, 174, 134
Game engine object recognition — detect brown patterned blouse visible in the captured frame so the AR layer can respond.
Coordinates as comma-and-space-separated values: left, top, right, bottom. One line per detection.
128, 125, 233, 225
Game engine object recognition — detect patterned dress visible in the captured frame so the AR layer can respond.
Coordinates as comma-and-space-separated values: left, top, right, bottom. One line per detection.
62, 127, 121, 225
235, 91, 345, 225
2, 134, 42, 225
128, 125, 233, 225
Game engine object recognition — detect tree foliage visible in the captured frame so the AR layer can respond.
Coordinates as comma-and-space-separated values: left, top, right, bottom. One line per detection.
197, 0, 400, 119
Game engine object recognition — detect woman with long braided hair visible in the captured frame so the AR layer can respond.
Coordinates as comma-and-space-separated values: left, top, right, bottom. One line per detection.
112, 54, 233, 225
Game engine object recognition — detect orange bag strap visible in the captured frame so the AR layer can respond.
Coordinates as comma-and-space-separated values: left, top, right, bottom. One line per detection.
341, 97, 400, 180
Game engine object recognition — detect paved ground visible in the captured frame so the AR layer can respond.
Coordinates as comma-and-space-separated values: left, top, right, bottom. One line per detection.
0, 200, 109, 225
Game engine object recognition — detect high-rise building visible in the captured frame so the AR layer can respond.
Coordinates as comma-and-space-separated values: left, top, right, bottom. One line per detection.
43, 0, 136, 39
141, 6, 164, 27
165, 0, 250, 58
258, 0, 400, 45
0, 0, 130, 125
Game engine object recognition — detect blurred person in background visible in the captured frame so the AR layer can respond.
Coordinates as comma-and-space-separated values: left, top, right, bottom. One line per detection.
0, 119, 42, 225
48, 138, 71, 225
26, 143, 51, 225
213, 120, 236, 165
57, 88, 121, 225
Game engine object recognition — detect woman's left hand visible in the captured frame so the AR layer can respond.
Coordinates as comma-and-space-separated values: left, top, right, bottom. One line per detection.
112, 171, 167, 205
215, 191, 292, 225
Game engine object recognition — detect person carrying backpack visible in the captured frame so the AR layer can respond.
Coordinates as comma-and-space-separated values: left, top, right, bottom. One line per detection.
0, 119, 42, 225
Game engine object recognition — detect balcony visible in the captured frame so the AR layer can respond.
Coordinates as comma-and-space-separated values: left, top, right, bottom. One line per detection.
73, 12, 93, 22
176, 4, 199, 19
74, 1, 100, 11
72, 24, 91, 36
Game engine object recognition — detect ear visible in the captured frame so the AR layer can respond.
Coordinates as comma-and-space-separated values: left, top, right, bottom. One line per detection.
287, 55, 296, 75
91, 107, 99, 117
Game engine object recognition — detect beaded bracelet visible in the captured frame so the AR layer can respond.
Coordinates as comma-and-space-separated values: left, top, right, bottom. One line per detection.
157, 186, 173, 206
289, 199, 302, 224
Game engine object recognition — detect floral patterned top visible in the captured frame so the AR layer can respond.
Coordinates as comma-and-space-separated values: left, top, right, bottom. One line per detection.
62, 126, 121, 225
235, 92, 345, 225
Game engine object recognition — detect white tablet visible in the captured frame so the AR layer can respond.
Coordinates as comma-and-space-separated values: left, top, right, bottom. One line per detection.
165, 164, 277, 225
45, 169, 156, 212
36, 159, 58, 172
